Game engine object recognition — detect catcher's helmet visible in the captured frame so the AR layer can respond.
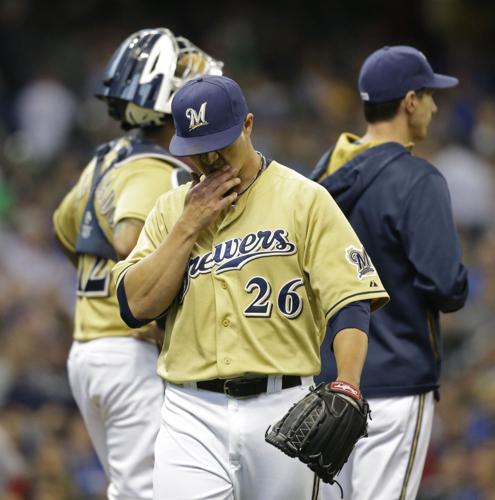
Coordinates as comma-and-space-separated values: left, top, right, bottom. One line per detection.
95, 28, 223, 129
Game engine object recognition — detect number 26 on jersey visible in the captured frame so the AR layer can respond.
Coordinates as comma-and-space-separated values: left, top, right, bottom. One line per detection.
244, 276, 304, 319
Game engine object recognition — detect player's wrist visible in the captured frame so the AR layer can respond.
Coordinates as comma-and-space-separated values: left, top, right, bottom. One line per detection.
328, 380, 362, 401
175, 214, 203, 241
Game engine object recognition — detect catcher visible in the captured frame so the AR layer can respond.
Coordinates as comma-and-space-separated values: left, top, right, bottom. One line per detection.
53, 29, 223, 500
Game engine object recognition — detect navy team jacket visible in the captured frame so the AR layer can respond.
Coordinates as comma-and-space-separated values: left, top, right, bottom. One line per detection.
314, 142, 468, 399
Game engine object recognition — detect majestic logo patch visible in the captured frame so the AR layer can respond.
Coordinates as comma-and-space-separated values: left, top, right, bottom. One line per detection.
179, 229, 297, 301
186, 102, 208, 130
345, 246, 376, 280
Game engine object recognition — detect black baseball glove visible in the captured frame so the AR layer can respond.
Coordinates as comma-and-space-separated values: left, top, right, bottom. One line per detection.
265, 381, 369, 485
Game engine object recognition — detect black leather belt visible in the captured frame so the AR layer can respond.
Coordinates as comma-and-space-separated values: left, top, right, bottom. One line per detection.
196, 375, 302, 398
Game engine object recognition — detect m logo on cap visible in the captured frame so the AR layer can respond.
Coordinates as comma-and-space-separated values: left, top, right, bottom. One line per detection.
186, 102, 208, 131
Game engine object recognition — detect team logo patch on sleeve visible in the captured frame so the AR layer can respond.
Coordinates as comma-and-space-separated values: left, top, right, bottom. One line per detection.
345, 246, 376, 280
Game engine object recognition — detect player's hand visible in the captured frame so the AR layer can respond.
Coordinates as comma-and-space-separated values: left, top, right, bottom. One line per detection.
182, 165, 240, 232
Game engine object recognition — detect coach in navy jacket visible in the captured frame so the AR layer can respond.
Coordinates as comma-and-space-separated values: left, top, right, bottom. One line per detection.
312, 46, 468, 500
314, 140, 468, 398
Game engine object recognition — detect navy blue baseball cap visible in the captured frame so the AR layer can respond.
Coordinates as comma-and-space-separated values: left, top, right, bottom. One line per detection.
358, 45, 458, 103
169, 75, 249, 156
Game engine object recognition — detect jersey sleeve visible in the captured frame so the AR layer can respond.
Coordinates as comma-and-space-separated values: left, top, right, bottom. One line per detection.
53, 186, 79, 252
303, 186, 389, 320
112, 158, 177, 225
53, 157, 98, 253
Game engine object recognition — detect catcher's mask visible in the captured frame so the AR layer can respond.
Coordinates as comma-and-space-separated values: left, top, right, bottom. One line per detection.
95, 28, 224, 130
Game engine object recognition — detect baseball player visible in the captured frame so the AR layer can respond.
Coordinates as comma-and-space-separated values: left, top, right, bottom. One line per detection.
311, 46, 469, 500
52, 28, 223, 499
113, 75, 389, 500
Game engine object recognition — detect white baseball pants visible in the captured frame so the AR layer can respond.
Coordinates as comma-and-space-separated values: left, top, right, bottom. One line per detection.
153, 379, 320, 500
68, 337, 164, 500
320, 392, 434, 500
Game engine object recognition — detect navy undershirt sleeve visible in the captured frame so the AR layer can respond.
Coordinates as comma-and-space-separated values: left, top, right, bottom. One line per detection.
116, 276, 153, 328
327, 300, 371, 347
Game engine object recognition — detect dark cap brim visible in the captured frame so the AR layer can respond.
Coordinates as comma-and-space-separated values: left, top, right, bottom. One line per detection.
428, 73, 459, 89
169, 121, 244, 156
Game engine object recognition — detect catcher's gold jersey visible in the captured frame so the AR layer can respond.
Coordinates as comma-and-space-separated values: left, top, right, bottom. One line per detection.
113, 161, 389, 383
53, 137, 182, 341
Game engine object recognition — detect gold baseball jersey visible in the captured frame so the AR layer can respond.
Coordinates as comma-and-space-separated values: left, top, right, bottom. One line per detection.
113, 161, 389, 383
53, 136, 188, 341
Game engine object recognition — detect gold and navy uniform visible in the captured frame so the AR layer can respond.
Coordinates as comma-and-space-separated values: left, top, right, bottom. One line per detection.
114, 161, 389, 384
53, 135, 190, 341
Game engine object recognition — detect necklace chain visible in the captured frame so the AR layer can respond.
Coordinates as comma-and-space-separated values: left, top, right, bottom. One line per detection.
237, 151, 266, 196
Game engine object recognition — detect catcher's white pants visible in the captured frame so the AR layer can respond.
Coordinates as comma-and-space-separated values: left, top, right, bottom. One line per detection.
320, 392, 434, 500
153, 379, 320, 500
68, 337, 164, 500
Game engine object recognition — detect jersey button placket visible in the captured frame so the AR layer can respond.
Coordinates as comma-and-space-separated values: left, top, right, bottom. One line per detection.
219, 311, 234, 373
212, 232, 238, 377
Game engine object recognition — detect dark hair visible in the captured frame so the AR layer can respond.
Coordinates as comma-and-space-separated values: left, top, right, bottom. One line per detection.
363, 88, 429, 124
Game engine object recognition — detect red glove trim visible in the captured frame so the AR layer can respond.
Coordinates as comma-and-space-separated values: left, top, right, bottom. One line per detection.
327, 381, 362, 401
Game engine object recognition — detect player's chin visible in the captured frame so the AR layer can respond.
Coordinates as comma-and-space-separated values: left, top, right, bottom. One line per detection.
413, 125, 429, 141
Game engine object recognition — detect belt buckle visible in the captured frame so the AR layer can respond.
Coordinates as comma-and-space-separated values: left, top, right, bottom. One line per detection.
223, 379, 236, 397
223, 377, 267, 398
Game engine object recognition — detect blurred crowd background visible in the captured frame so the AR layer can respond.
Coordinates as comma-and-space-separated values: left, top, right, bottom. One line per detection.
0, 0, 494, 498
